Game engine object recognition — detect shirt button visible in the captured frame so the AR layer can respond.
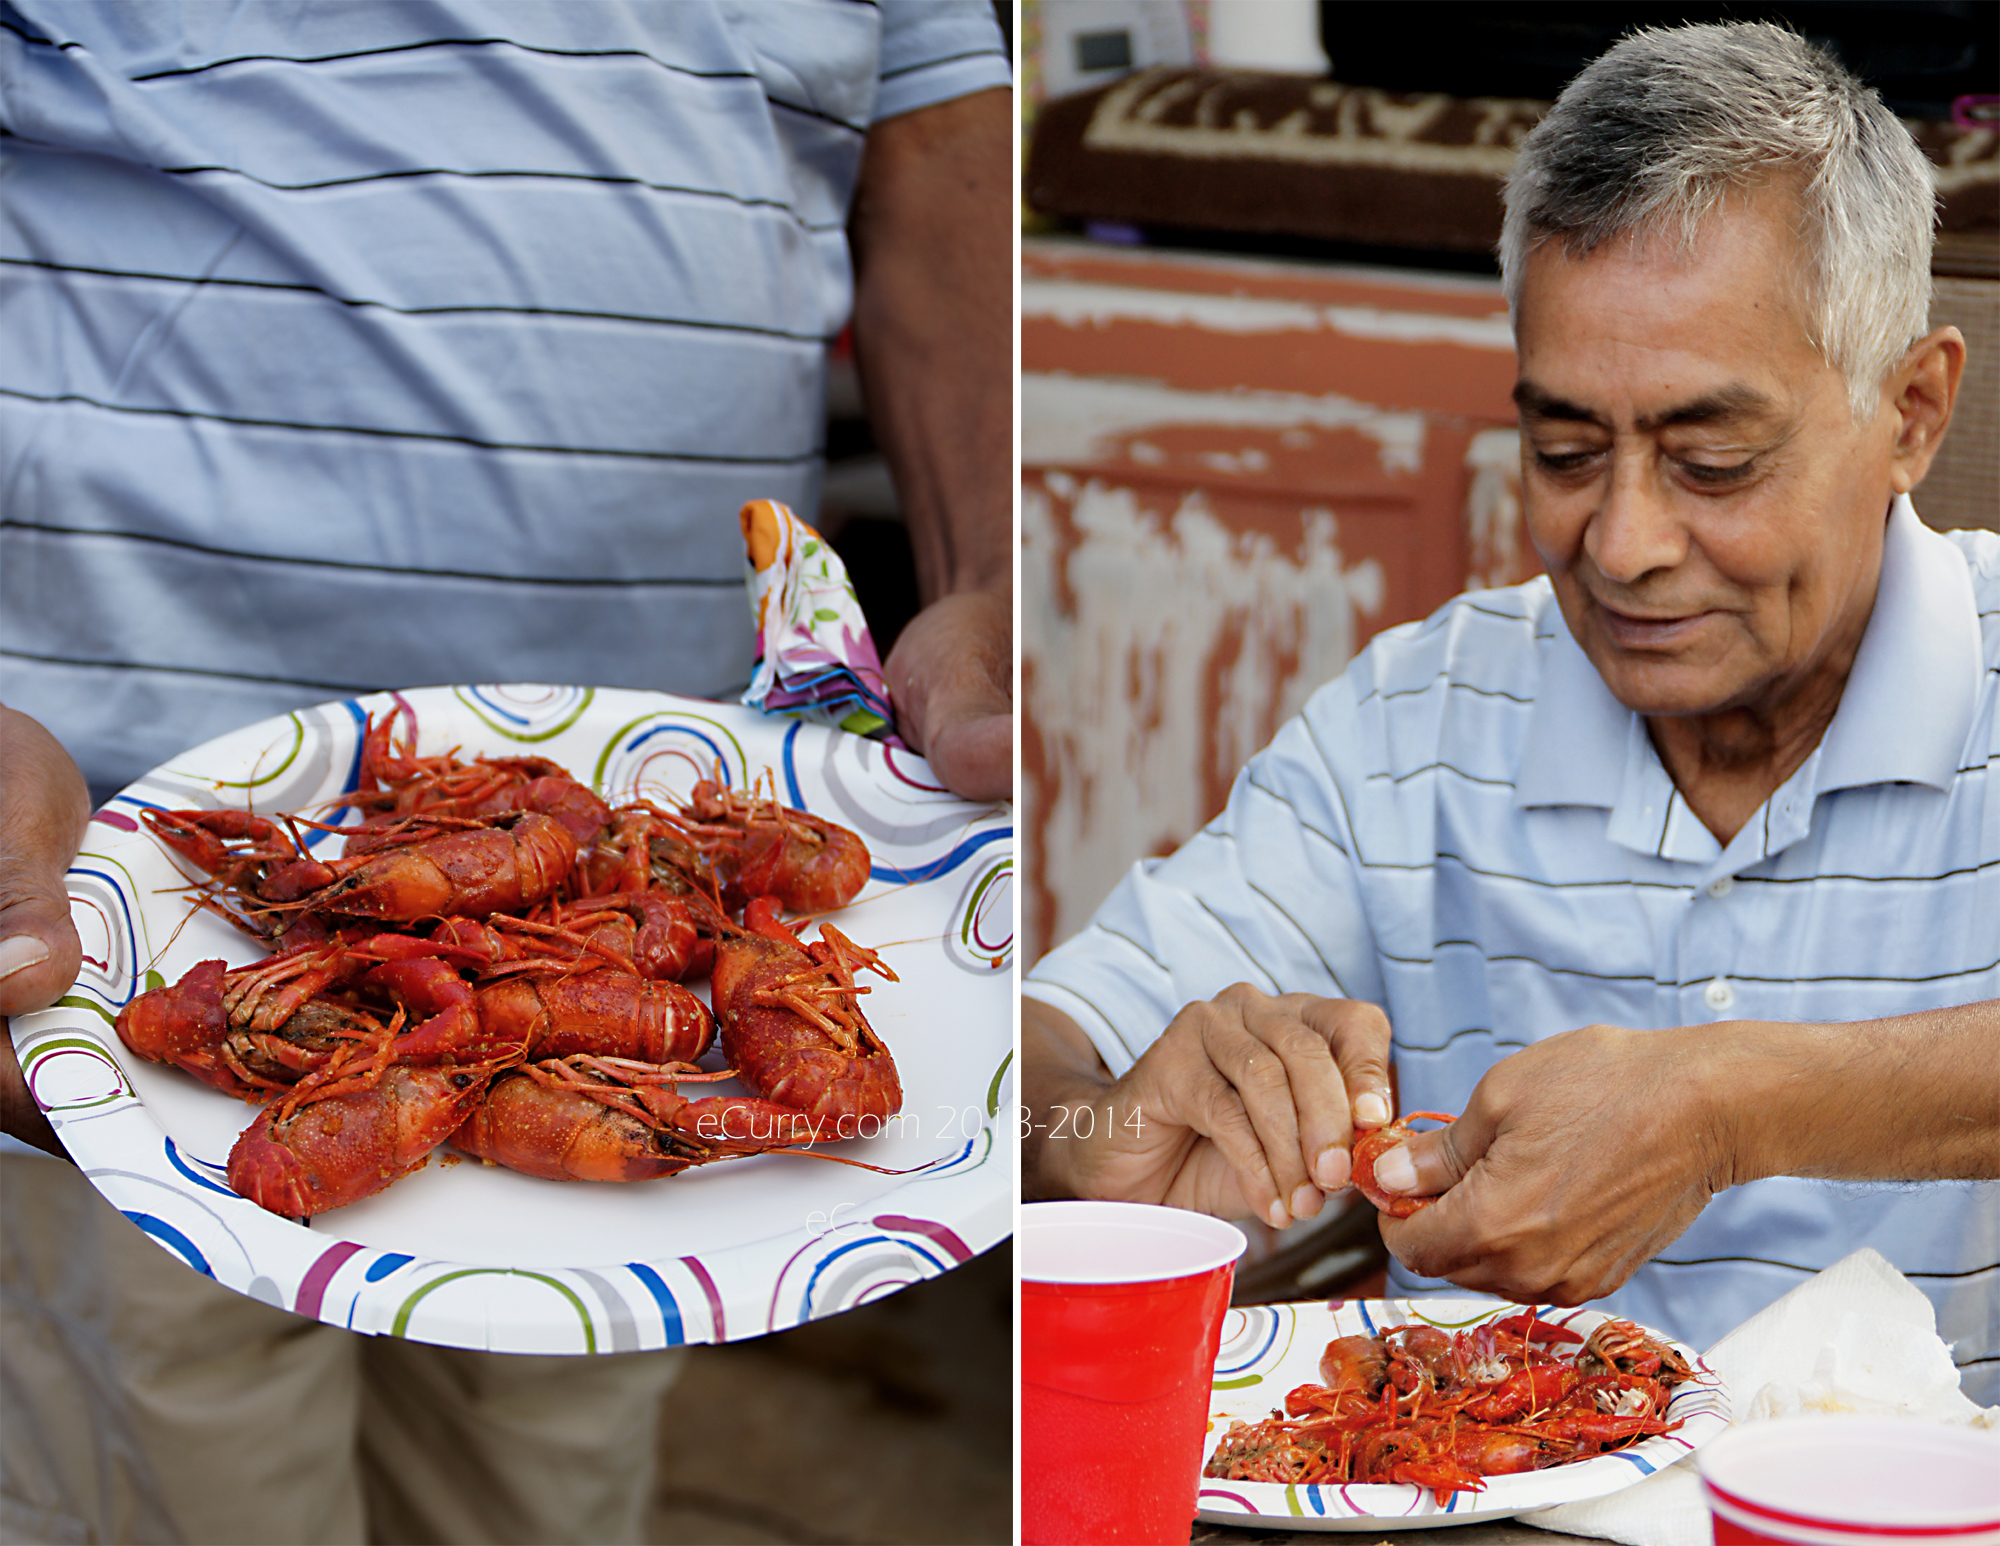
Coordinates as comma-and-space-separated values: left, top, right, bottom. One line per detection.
1708, 876, 1735, 898
1704, 977, 1736, 1012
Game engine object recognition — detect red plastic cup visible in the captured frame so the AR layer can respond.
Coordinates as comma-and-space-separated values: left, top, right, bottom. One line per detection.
1021, 1202, 1248, 1546
1698, 1416, 2000, 1544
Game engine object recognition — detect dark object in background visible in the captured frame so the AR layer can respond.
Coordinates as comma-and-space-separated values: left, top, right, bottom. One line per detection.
1316, 2, 1995, 121
652, 1245, 1010, 1544
1027, 70, 1539, 260
1074, 29, 1134, 74
820, 336, 923, 658
829, 517, 921, 658
1228, 1199, 1388, 1309
1026, 3, 1997, 273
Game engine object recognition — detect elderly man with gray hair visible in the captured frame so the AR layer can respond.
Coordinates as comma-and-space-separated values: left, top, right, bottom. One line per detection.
1022, 21, 1998, 1398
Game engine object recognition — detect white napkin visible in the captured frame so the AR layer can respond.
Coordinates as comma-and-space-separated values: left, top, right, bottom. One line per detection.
1520, 1248, 1997, 1546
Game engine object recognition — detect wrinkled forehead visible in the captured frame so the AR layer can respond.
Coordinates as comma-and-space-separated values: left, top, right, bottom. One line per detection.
1513, 192, 1833, 395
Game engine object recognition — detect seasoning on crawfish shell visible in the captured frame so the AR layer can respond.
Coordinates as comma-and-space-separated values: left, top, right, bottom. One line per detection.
737, 498, 903, 743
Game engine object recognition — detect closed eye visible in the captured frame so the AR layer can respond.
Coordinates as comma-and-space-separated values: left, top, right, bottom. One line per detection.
1679, 458, 1755, 486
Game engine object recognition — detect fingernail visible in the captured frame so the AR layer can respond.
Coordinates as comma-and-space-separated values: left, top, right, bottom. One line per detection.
0, 935, 51, 983
1315, 1146, 1351, 1189
1265, 1198, 1290, 1229
1355, 1092, 1391, 1127
1290, 1183, 1322, 1220
1375, 1147, 1418, 1194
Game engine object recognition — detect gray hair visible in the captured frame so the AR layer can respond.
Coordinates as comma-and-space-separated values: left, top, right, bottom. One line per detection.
1499, 22, 1937, 423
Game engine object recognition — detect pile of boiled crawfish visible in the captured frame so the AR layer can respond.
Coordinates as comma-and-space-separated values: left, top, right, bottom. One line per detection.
113, 710, 900, 1220
1204, 1309, 1697, 1503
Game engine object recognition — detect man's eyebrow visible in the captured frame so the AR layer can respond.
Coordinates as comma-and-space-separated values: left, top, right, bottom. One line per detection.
1512, 381, 1603, 425
1635, 383, 1779, 432
1512, 379, 1780, 431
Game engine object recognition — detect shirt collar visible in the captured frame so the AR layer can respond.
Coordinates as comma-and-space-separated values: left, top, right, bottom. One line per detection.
1813, 495, 1981, 795
1515, 495, 1980, 827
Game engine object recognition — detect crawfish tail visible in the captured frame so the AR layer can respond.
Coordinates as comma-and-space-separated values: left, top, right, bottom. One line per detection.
306, 811, 579, 922
229, 1061, 496, 1217
475, 969, 713, 1064
452, 1064, 912, 1185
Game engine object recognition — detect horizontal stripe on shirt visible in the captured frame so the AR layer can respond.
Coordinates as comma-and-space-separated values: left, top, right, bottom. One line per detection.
0, 394, 791, 577
0, 258, 835, 341
0, 150, 849, 334
1, 389, 823, 463
1, 521, 746, 588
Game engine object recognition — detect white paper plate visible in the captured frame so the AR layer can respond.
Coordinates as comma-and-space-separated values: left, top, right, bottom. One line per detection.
1197, 1297, 1731, 1530
10, 685, 1013, 1354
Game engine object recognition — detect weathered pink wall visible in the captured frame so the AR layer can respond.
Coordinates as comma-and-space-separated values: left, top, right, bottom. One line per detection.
1023, 238, 1539, 964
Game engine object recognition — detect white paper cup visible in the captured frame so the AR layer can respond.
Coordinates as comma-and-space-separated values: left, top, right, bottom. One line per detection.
1698, 1416, 2000, 1544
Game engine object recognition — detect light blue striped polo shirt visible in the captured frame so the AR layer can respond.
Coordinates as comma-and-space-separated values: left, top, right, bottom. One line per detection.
0, 0, 1009, 792
1027, 497, 2000, 1400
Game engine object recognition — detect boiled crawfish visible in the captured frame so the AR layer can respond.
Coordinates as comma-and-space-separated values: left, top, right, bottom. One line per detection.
229, 1057, 508, 1218
570, 802, 738, 980
450, 1054, 824, 1182
134, 734, 898, 1218
114, 948, 385, 1099
340, 708, 613, 847
1351, 1110, 1458, 1217
419, 895, 703, 985
1205, 1309, 1696, 1501
147, 807, 579, 940
470, 964, 714, 1066
709, 900, 901, 1126
677, 775, 871, 914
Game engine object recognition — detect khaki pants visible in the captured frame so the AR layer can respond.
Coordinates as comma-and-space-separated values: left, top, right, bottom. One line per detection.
1, 1152, 682, 1545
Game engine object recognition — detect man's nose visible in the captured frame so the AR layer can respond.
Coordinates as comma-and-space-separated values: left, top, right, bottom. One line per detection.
1586, 449, 1686, 584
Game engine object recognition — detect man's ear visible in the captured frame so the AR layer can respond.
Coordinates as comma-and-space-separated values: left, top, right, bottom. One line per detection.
1886, 325, 1966, 497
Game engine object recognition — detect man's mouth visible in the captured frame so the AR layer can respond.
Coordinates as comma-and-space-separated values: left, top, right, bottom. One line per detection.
1593, 601, 1712, 649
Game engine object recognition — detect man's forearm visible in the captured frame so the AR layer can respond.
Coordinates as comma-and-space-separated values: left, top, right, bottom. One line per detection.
1715, 1002, 2000, 1185
847, 87, 1011, 604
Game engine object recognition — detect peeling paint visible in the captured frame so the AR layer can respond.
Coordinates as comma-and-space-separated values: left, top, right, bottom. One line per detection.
1026, 238, 1524, 312
1023, 371, 1429, 476
1464, 427, 1538, 592
1023, 476, 1384, 960
1022, 278, 1517, 351
1020, 240, 1524, 967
